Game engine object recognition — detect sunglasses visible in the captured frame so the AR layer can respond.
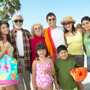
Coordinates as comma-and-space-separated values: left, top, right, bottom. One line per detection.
63, 22, 72, 26
13, 19, 23, 23
34, 27, 41, 30
48, 18, 56, 21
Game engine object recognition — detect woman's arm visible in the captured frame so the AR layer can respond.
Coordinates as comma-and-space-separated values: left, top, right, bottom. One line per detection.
83, 44, 86, 55
32, 60, 37, 90
43, 59, 55, 75
64, 33, 68, 48
77, 28, 85, 35
0, 42, 11, 58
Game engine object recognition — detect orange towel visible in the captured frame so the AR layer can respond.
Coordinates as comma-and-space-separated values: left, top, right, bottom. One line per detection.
44, 27, 57, 62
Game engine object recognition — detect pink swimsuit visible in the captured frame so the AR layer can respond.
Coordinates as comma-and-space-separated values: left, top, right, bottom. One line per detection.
36, 60, 53, 89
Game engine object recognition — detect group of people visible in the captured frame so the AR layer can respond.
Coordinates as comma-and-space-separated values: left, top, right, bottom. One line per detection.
0, 12, 90, 90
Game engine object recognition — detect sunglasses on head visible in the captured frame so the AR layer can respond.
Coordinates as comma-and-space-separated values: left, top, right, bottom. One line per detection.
63, 22, 72, 26
48, 18, 56, 21
13, 19, 23, 23
34, 27, 41, 30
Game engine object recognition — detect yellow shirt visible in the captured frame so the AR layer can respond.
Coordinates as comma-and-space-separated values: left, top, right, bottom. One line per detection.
66, 31, 83, 55
0, 41, 14, 57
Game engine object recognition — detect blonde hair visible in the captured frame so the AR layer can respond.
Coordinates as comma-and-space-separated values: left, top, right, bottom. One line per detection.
31, 22, 44, 35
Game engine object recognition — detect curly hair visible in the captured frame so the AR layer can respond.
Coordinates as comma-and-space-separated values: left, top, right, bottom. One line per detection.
31, 22, 44, 36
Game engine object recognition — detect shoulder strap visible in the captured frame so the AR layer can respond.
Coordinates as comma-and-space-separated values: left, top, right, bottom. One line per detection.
2, 40, 8, 54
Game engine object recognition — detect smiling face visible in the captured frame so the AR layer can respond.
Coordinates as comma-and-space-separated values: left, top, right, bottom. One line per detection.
64, 22, 73, 31
58, 50, 68, 60
33, 24, 43, 36
12, 15, 23, 30
82, 20, 90, 31
0, 24, 9, 35
47, 15, 56, 29
37, 49, 46, 57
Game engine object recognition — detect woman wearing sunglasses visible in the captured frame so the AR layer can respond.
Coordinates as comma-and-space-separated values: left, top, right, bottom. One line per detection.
60, 16, 84, 90
81, 16, 90, 72
0, 21, 17, 90
30, 23, 46, 73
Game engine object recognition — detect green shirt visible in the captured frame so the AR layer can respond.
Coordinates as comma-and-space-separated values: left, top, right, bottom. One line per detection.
83, 33, 90, 57
54, 57, 81, 90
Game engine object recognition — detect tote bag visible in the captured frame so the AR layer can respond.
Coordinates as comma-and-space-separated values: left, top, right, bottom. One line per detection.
0, 40, 18, 85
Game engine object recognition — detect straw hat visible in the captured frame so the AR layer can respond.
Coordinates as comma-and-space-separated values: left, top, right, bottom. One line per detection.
60, 16, 76, 25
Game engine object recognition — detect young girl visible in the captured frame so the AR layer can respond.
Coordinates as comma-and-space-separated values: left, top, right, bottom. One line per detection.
0, 21, 17, 90
81, 16, 90, 72
32, 43, 55, 90
60, 16, 84, 90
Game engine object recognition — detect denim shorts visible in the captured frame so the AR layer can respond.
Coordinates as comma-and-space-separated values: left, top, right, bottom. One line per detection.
68, 54, 84, 67
87, 57, 90, 72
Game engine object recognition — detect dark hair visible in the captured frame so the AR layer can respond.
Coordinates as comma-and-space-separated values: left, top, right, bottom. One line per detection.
81, 16, 90, 23
57, 45, 67, 54
64, 24, 76, 35
0, 21, 12, 44
81, 16, 90, 39
35, 43, 50, 58
46, 12, 56, 20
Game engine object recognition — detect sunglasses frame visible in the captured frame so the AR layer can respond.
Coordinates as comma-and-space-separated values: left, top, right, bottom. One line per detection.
34, 27, 41, 30
48, 18, 56, 21
13, 19, 23, 23
63, 22, 72, 26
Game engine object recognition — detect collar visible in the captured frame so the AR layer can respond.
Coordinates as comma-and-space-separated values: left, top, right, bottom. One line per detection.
34, 35, 43, 38
13, 28, 23, 33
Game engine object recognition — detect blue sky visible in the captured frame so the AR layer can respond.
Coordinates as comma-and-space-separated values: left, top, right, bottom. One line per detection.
7, 0, 90, 32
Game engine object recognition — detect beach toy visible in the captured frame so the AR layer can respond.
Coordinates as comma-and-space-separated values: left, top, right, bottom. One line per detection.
70, 67, 88, 82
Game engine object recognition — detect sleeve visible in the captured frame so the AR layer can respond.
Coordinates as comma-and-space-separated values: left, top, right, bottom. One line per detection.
26, 30, 31, 38
54, 61, 59, 75
28, 31, 31, 37
30, 39, 32, 51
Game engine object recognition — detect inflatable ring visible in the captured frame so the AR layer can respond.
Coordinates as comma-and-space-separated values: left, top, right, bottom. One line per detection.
70, 67, 88, 82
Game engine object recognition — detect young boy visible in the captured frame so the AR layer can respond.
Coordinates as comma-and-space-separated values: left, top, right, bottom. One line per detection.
54, 45, 83, 90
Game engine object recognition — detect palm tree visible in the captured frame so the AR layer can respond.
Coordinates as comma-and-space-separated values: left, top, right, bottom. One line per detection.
0, 0, 21, 21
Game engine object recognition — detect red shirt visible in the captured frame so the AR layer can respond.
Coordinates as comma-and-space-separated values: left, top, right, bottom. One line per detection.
30, 35, 46, 65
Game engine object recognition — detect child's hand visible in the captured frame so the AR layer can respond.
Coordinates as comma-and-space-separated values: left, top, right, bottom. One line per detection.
55, 83, 60, 89
42, 68, 50, 74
